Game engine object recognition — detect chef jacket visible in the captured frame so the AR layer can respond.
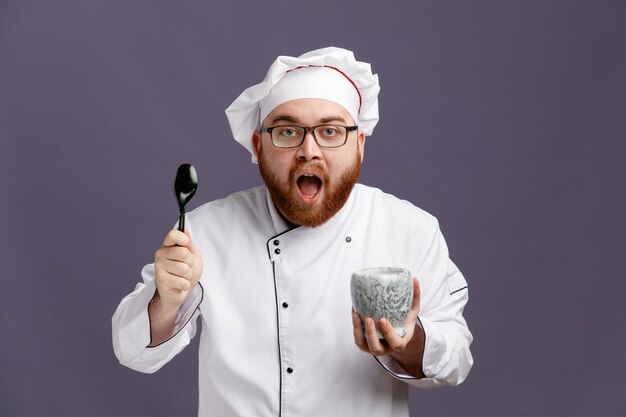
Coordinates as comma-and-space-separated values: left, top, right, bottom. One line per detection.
112, 183, 473, 417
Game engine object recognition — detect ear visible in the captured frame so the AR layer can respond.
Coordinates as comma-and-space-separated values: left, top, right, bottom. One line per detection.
358, 131, 366, 163
252, 130, 262, 159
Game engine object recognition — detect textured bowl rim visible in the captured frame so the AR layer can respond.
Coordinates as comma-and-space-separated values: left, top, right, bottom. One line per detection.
353, 266, 410, 276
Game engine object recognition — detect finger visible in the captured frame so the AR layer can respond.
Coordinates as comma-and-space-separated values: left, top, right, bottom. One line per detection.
379, 318, 407, 351
160, 246, 194, 264
409, 277, 421, 317
364, 317, 388, 356
352, 310, 369, 352
186, 236, 201, 258
155, 247, 193, 271
158, 259, 193, 279
162, 229, 190, 247
183, 228, 200, 251
159, 272, 192, 291
180, 229, 202, 267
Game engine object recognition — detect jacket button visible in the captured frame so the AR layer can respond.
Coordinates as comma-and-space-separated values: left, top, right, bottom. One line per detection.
282, 302, 289, 308
345, 236, 352, 242
273, 239, 280, 246
287, 367, 293, 374
275, 248, 281, 255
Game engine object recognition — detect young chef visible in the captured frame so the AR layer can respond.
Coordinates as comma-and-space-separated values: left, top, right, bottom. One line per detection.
112, 46, 473, 417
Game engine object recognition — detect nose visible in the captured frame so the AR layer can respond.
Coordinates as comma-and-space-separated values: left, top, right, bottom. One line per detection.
295, 130, 322, 161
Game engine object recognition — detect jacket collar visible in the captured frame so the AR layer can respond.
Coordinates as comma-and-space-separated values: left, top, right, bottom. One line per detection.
265, 184, 360, 236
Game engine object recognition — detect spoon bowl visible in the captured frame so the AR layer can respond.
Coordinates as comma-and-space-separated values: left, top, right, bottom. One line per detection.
173, 163, 198, 231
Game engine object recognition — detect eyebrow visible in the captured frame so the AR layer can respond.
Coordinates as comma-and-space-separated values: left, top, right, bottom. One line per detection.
271, 115, 299, 124
270, 115, 349, 125
319, 116, 348, 124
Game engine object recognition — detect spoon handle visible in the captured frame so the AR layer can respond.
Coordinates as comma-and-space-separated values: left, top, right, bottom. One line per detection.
177, 212, 185, 232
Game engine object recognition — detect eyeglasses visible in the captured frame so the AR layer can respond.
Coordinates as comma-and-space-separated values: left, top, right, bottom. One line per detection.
259, 124, 358, 148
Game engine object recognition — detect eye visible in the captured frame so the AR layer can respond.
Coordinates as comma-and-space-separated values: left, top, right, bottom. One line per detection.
319, 126, 341, 137
276, 126, 301, 138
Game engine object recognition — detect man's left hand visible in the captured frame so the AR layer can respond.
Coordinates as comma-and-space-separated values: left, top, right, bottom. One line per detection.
352, 277, 425, 377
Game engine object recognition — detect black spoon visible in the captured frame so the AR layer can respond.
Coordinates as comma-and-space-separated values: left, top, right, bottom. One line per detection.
173, 163, 198, 232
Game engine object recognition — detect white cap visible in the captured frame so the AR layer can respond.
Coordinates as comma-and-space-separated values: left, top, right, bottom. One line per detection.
225, 46, 380, 164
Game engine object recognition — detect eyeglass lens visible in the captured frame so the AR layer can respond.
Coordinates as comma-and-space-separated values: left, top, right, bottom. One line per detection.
272, 125, 348, 148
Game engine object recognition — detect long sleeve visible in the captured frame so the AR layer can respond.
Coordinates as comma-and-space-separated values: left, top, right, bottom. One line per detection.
377, 219, 473, 388
111, 263, 203, 374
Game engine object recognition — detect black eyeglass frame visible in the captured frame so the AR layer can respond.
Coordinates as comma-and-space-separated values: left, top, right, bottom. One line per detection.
259, 125, 358, 148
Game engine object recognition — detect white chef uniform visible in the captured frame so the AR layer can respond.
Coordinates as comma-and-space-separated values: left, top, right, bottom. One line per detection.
112, 183, 473, 417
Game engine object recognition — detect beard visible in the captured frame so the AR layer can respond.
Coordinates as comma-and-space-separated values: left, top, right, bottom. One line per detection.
258, 148, 361, 228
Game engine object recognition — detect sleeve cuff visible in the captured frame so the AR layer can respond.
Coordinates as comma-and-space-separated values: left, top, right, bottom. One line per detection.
112, 280, 204, 373
148, 282, 204, 347
373, 316, 447, 388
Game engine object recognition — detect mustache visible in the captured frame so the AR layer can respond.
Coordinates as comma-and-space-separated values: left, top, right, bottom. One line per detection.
288, 162, 331, 186
289, 161, 326, 176
289, 162, 328, 184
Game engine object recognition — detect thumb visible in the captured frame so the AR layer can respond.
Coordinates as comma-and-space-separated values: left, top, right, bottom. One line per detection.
410, 277, 421, 315
184, 228, 200, 255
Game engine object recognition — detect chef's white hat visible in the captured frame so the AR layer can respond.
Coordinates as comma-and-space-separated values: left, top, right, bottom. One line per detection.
225, 46, 380, 164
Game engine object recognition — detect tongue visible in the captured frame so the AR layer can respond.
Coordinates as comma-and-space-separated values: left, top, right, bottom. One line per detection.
298, 176, 320, 196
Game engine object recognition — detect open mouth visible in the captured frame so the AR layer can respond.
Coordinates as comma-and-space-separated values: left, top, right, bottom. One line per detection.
296, 173, 322, 203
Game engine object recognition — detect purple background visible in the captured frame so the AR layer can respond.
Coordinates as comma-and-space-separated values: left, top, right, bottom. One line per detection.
1, 1, 625, 416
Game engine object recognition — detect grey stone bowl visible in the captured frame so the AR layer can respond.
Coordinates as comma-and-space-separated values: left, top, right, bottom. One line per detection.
350, 267, 413, 339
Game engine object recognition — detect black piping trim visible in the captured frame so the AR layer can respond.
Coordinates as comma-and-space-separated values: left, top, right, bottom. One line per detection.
271, 261, 283, 417
372, 315, 427, 380
265, 227, 300, 260
450, 286, 468, 295
373, 355, 418, 380
266, 228, 300, 417
147, 281, 205, 348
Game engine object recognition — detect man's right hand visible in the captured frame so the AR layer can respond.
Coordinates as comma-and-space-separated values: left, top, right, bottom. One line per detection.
154, 229, 203, 308
149, 229, 203, 346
